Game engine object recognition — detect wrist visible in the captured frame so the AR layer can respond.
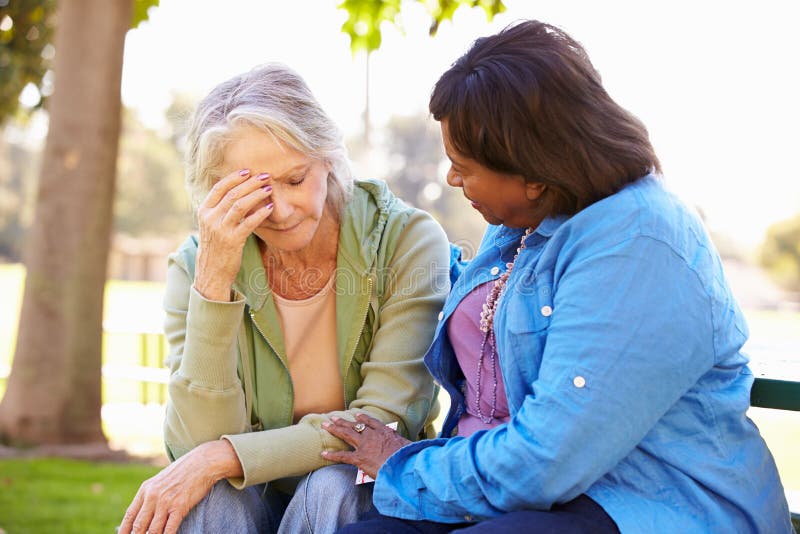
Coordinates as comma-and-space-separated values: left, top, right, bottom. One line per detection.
193, 277, 234, 302
200, 439, 243, 481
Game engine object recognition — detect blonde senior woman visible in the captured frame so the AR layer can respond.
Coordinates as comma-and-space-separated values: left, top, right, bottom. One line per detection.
119, 63, 450, 534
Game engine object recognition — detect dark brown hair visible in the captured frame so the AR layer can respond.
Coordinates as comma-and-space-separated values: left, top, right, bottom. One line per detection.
430, 20, 661, 216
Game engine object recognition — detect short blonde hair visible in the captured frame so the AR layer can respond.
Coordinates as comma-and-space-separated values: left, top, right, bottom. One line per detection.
185, 63, 353, 215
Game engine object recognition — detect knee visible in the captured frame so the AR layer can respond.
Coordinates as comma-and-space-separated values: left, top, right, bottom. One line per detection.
179, 481, 267, 534
299, 464, 359, 502
206, 480, 262, 510
286, 465, 372, 531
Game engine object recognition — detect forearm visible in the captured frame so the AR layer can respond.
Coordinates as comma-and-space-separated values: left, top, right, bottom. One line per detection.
223, 409, 369, 488
165, 379, 249, 460
163, 264, 249, 458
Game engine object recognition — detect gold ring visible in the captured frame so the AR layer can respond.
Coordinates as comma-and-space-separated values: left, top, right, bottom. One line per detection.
354, 422, 366, 433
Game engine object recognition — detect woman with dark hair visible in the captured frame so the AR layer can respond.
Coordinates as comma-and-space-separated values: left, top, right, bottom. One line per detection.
323, 20, 793, 533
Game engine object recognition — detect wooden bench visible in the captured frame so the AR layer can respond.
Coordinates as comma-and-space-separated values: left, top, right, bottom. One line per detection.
750, 377, 800, 531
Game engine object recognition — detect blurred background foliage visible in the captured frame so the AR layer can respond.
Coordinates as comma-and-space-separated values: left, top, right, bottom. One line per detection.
0, 1, 159, 125
2, 0, 792, 288
113, 106, 191, 238
0, 0, 55, 122
0, 97, 488, 263
0, 0, 495, 264
2, 90, 799, 283
762, 215, 800, 293
0, 101, 191, 261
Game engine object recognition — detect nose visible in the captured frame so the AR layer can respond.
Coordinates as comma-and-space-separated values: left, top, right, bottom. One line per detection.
267, 191, 293, 223
446, 167, 462, 188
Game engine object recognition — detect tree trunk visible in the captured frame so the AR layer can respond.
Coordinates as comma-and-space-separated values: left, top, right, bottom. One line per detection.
0, 0, 131, 445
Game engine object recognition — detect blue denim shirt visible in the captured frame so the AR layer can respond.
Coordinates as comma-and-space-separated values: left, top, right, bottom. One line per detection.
373, 176, 792, 533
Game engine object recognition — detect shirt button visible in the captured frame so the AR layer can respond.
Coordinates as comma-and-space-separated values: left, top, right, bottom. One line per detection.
490, 266, 500, 276
437, 311, 444, 321
540, 305, 553, 317
573, 376, 586, 388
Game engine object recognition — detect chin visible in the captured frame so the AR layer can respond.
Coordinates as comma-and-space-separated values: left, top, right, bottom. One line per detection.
255, 225, 314, 252
480, 213, 504, 226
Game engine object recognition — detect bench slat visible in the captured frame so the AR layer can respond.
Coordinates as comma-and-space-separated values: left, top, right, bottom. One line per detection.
750, 378, 800, 411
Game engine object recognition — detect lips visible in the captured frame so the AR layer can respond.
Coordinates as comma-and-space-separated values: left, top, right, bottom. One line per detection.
464, 192, 480, 208
271, 222, 301, 232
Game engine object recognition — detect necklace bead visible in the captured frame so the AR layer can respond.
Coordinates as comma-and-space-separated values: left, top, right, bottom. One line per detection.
475, 227, 533, 424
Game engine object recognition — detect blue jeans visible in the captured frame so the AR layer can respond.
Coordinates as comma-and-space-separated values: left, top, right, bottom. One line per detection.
179, 464, 373, 533
336, 494, 619, 533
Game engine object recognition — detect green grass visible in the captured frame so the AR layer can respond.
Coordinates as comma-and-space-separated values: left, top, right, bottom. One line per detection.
0, 458, 159, 534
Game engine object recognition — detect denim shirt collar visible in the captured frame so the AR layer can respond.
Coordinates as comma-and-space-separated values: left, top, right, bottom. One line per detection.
490, 215, 569, 250
434, 214, 567, 344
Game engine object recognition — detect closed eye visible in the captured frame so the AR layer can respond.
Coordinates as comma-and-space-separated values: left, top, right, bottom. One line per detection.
288, 174, 306, 187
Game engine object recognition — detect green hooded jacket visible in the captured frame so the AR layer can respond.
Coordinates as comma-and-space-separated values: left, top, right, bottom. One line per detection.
162, 179, 450, 488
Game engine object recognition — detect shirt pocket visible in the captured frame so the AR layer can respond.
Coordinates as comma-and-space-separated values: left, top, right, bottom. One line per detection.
502, 269, 554, 385
506, 268, 554, 334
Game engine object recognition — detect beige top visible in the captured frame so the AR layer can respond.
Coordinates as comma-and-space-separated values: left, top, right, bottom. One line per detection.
272, 275, 343, 422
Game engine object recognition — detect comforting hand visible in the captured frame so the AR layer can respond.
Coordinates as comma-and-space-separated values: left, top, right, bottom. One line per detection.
194, 168, 274, 301
119, 440, 242, 534
321, 413, 412, 479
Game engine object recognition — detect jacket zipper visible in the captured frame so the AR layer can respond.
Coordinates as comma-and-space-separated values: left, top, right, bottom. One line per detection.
343, 277, 373, 407
248, 308, 295, 426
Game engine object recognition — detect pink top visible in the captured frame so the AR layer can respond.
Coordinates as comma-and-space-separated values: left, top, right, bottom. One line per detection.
272, 275, 344, 422
447, 281, 510, 437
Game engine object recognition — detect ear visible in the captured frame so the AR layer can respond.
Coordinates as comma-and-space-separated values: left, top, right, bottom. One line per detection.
525, 182, 546, 201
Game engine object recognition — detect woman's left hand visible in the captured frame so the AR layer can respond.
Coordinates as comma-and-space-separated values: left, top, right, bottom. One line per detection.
322, 413, 412, 479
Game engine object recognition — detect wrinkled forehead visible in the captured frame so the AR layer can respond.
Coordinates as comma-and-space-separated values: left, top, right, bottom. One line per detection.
219, 124, 313, 179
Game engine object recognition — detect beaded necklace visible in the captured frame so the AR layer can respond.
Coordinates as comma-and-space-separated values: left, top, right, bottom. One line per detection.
476, 227, 533, 423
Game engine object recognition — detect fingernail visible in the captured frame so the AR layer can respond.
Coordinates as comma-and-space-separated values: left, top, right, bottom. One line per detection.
256, 172, 270, 180
262, 185, 272, 192
330, 416, 340, 422
265, 202, 274, 210
239, 169, 250, 176
321, 451, 329, 457
321, 422, 330, 428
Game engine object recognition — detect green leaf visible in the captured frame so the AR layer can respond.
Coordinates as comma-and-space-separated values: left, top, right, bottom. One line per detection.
427, 0, 460, 36
338, 0, 402, 54
477, 0, 507, 20
131, 0, 160, 29
338, 0, 503, 54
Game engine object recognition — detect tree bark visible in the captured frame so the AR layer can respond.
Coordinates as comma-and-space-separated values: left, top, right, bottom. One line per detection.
0, 0, 131, 445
